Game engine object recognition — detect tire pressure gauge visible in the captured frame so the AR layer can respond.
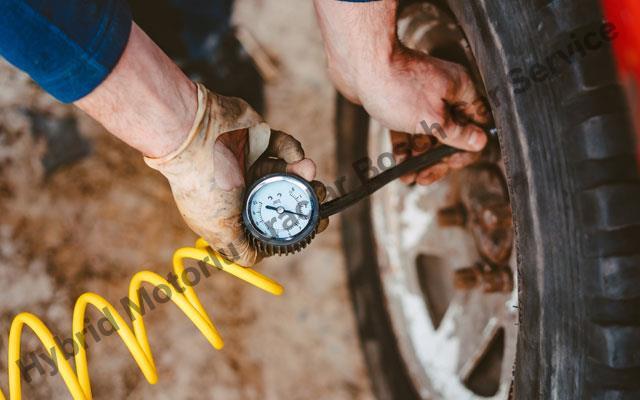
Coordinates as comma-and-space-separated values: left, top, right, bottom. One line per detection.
243, 174, 320, 256
242, 128, 496, 256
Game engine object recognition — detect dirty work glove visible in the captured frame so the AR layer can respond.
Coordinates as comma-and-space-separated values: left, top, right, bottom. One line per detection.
145, 83, 328, 266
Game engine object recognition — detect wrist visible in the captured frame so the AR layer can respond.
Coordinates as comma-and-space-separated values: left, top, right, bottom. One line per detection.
314, 0, 398, 102
145, 83, 263, 180
75, 23, 197, 158
326, 32, 398, 102
351, 39, 401, 102
147, 77, 197, 158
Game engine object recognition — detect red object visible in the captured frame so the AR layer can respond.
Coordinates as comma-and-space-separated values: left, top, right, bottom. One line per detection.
603, 0, 640, 77
602, 0, 640, 157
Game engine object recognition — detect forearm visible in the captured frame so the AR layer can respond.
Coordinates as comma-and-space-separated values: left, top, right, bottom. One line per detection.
312, 0, 487, 149
75, 23, 197, 158
0, 0, 195, 158
312, 0, 399, 102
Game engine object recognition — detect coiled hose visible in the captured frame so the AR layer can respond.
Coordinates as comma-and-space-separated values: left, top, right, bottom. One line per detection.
1, 238, 283, 400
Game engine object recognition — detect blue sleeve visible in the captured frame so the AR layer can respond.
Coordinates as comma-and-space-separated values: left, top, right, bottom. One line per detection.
0, 0, 132, 103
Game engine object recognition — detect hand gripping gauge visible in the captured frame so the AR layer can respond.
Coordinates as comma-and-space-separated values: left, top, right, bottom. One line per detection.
243, 129, 497, 256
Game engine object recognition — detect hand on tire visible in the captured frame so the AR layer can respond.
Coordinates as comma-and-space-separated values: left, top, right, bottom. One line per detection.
355, 48, 492, 185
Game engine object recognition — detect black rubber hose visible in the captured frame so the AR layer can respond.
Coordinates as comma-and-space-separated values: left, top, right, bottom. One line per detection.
319, 145, 461, 219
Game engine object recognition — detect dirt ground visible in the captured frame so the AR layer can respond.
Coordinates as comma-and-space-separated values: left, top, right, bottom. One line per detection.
0, 1, 374, 399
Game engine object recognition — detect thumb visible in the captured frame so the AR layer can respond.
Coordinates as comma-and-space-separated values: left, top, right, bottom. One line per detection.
439, 120, 488, 152
264, 130, 305, 163
248, 130, 317, 182
265, 131, 316, 180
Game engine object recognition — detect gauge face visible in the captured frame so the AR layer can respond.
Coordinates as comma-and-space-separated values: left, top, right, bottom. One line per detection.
243, 174, 319, 245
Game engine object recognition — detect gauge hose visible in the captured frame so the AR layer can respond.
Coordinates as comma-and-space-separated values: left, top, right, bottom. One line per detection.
320, 127, 497, 219
0, 238, 283, 400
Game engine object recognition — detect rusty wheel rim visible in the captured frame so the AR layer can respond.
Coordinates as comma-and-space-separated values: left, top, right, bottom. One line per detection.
367, 3, 518, 399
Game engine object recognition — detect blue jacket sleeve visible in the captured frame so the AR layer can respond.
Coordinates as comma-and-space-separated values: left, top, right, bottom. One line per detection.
0, 0, 132, 103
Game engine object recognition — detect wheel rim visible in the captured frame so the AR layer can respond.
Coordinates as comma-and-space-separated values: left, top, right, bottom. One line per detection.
367, 4, 518, 399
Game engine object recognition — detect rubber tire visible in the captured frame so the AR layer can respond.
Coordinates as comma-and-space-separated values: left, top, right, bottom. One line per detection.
336, 1, 640, 399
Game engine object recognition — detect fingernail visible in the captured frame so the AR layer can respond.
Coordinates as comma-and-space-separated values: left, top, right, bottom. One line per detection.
468, 131, 483, 150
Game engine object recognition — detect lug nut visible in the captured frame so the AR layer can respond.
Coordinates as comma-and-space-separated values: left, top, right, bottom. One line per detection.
437, 203, 467, 227
453, 262, 514, 293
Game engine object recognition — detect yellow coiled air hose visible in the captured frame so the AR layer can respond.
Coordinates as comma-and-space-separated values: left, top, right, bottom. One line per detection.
1, 238, 283, 400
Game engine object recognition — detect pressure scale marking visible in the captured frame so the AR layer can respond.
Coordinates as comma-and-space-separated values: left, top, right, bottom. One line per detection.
243, 174, 320, 255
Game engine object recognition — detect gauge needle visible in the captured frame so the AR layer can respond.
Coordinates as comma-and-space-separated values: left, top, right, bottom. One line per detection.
265, 205, 308, 218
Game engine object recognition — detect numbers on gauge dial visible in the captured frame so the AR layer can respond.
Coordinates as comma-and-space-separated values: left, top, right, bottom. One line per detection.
248, 179, 313, 240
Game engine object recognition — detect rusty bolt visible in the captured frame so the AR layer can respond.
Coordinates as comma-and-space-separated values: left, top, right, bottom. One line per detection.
453, 262, 514, 293
437, 203, 467, 227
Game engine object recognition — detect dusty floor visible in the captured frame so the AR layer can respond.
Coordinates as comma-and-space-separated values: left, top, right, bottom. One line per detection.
0, 1, 374, 399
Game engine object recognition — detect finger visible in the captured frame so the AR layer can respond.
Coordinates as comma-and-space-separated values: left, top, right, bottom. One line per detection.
248, 157, 288, 182
390, 130, 411, 155
406, 133, 436, 185
401, 172, 417, 185
316, 218, 330, 233
286, 158, 316, 181
416, 163, 449, 185
311, 180, 327, 202
389, 130, 417, 184
266, 130, 305, 163
457, 97, 492, 126
443, 151, 481, 170
447, 68, 492, 126
310, 180, 329, 234
410, 134, 436, 156
397, 150, 417, 184
396, 143, 417, 184
441, 122, 487, 152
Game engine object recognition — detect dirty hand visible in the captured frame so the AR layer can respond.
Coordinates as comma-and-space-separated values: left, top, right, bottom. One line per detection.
366, 50, 491, 185
145, 83, 328, 266
313, 0, 490, 185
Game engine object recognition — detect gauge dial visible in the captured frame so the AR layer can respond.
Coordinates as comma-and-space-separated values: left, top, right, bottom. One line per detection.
243, 174, 319, 251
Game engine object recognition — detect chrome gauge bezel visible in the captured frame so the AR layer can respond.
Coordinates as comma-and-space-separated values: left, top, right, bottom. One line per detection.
242, 173, 320, 250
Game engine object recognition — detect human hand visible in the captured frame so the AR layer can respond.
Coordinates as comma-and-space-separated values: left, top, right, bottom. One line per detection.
360, 49, 490, 185
145, 83, 327, 266
313, 0, 490, 185
356, 47, 490, 150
